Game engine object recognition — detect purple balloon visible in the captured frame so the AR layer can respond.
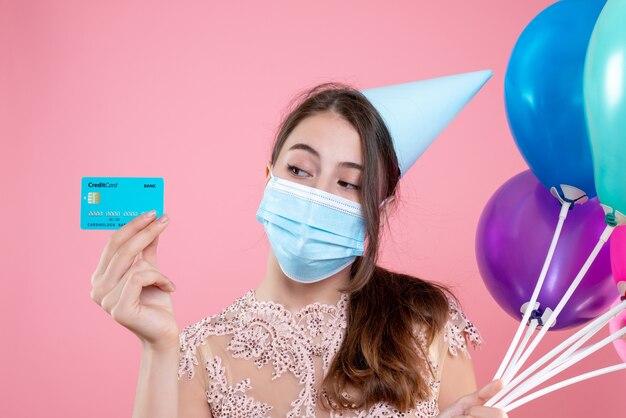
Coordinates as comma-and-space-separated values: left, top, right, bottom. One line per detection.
476, 170, 618, 330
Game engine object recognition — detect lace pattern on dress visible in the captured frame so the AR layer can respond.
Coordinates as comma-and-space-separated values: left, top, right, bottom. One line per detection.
205, 355, 274, 416
178, 291, 483, 418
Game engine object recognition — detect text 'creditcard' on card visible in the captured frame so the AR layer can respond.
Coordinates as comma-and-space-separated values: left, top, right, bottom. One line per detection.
81, 177, 164, 230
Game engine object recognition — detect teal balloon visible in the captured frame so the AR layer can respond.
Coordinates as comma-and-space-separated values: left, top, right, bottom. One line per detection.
505, 0, 605, 198
584, 0, 626, 216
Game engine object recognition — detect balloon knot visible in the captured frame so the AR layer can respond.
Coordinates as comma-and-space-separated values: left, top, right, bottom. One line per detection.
606, 209, 618, 227
529, 308, 544, 327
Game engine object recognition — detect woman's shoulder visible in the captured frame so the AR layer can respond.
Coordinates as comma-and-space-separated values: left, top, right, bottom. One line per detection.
441, 296, 483, 356
396, 273, 483, 357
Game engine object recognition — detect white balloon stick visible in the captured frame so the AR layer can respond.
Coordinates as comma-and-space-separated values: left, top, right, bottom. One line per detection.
495, 326, 626, 409
493, 201, 571, 380
498, 224, 615, 387
503, 363, 626, 412
501, 319, 539, 383
542, 317, 608, 372
486, 298, 626, 407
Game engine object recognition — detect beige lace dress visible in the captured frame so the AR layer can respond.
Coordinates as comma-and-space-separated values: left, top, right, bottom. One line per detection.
178, 290, 482, 417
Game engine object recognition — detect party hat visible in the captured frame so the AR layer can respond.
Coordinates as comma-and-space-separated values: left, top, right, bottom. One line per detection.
361, 69, 493, 177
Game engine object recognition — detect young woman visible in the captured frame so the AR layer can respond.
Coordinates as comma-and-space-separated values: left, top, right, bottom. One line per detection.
90, 83, 507, 418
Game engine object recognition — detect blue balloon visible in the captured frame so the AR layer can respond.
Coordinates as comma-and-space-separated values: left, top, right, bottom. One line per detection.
505, 0, 605, 199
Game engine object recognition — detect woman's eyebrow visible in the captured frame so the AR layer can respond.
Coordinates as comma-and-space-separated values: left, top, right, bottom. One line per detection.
288, 143, 320, 158
288, 143, 362, 171
338, 161, 363, 171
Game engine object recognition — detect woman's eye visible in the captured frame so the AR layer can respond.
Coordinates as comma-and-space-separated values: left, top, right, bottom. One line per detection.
339, 180, 361, 191
287, 164, 359, 190
287, 164, 308, 177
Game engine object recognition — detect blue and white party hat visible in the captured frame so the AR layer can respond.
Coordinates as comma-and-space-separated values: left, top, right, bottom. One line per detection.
361, 69, 493, 177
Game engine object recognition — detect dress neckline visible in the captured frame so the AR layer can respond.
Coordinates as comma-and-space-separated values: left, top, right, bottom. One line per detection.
248, 288, 350, 318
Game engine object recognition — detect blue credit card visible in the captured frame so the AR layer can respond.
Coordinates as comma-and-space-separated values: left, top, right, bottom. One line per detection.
81, 177, 164, 230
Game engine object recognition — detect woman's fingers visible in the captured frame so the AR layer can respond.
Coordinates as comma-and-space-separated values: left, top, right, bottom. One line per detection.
461, 379, 503, 405
92, 214, 169, 304
475, 379, 504, 403
106, 216, 169, 283
99, 259, 171, 314
450, 380, 506, 418
92, 211, 157, 279
109, 267, 175, 327
461, 405, 508, 418
90, 212, 179, 350
90, 211, 160, 304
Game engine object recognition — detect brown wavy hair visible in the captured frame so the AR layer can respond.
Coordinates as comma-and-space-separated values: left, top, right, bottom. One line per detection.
269, 82, 457, 412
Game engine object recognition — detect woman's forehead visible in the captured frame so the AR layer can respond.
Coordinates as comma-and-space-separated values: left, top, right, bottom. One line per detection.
282, 112, 363, 165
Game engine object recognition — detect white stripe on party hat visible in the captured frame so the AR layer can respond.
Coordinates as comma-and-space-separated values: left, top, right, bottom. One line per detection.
361, 69, 493, 177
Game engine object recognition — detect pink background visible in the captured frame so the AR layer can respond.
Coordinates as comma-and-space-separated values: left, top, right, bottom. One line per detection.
2, 1, 623, 417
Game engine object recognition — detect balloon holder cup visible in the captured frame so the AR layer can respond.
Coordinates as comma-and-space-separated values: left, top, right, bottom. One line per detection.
618, 282, 626, 301
550, 184, 589, 207
521, 302, 556, 329
600, 204, 626, 227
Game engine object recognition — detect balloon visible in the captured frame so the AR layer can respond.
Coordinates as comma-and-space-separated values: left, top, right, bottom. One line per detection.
505, 0, 605, 198
608, 303, 626, 362
584, 0, 626, 217
610, 225, 626, 296
476, 170, 618, 330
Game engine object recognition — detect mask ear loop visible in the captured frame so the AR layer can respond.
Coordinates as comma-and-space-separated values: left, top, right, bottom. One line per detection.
264, 166, 275, 186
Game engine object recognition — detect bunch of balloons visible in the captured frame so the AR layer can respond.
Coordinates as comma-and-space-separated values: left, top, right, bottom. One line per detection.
474, 0, 626, 412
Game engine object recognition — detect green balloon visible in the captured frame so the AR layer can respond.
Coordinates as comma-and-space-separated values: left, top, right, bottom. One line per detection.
584, 0, 626, 220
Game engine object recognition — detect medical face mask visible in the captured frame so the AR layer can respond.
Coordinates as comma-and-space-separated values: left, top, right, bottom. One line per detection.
255, 169, 367, 283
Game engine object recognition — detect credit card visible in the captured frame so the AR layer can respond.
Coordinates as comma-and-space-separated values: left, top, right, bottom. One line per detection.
80, 177, 164, 230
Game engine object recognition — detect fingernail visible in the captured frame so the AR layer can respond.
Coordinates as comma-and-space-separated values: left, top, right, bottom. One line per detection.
157, 214, 169, 224
169, 281, 176, 290
144, 210, 156, 219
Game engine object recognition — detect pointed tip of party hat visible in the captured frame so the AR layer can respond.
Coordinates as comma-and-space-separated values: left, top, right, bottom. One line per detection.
361, 69, 493, 177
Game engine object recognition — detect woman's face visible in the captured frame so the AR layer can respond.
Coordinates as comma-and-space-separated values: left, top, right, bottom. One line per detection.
268, 111, 364, 205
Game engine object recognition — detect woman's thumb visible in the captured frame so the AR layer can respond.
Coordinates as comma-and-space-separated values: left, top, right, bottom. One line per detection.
476, 379, 505, 404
